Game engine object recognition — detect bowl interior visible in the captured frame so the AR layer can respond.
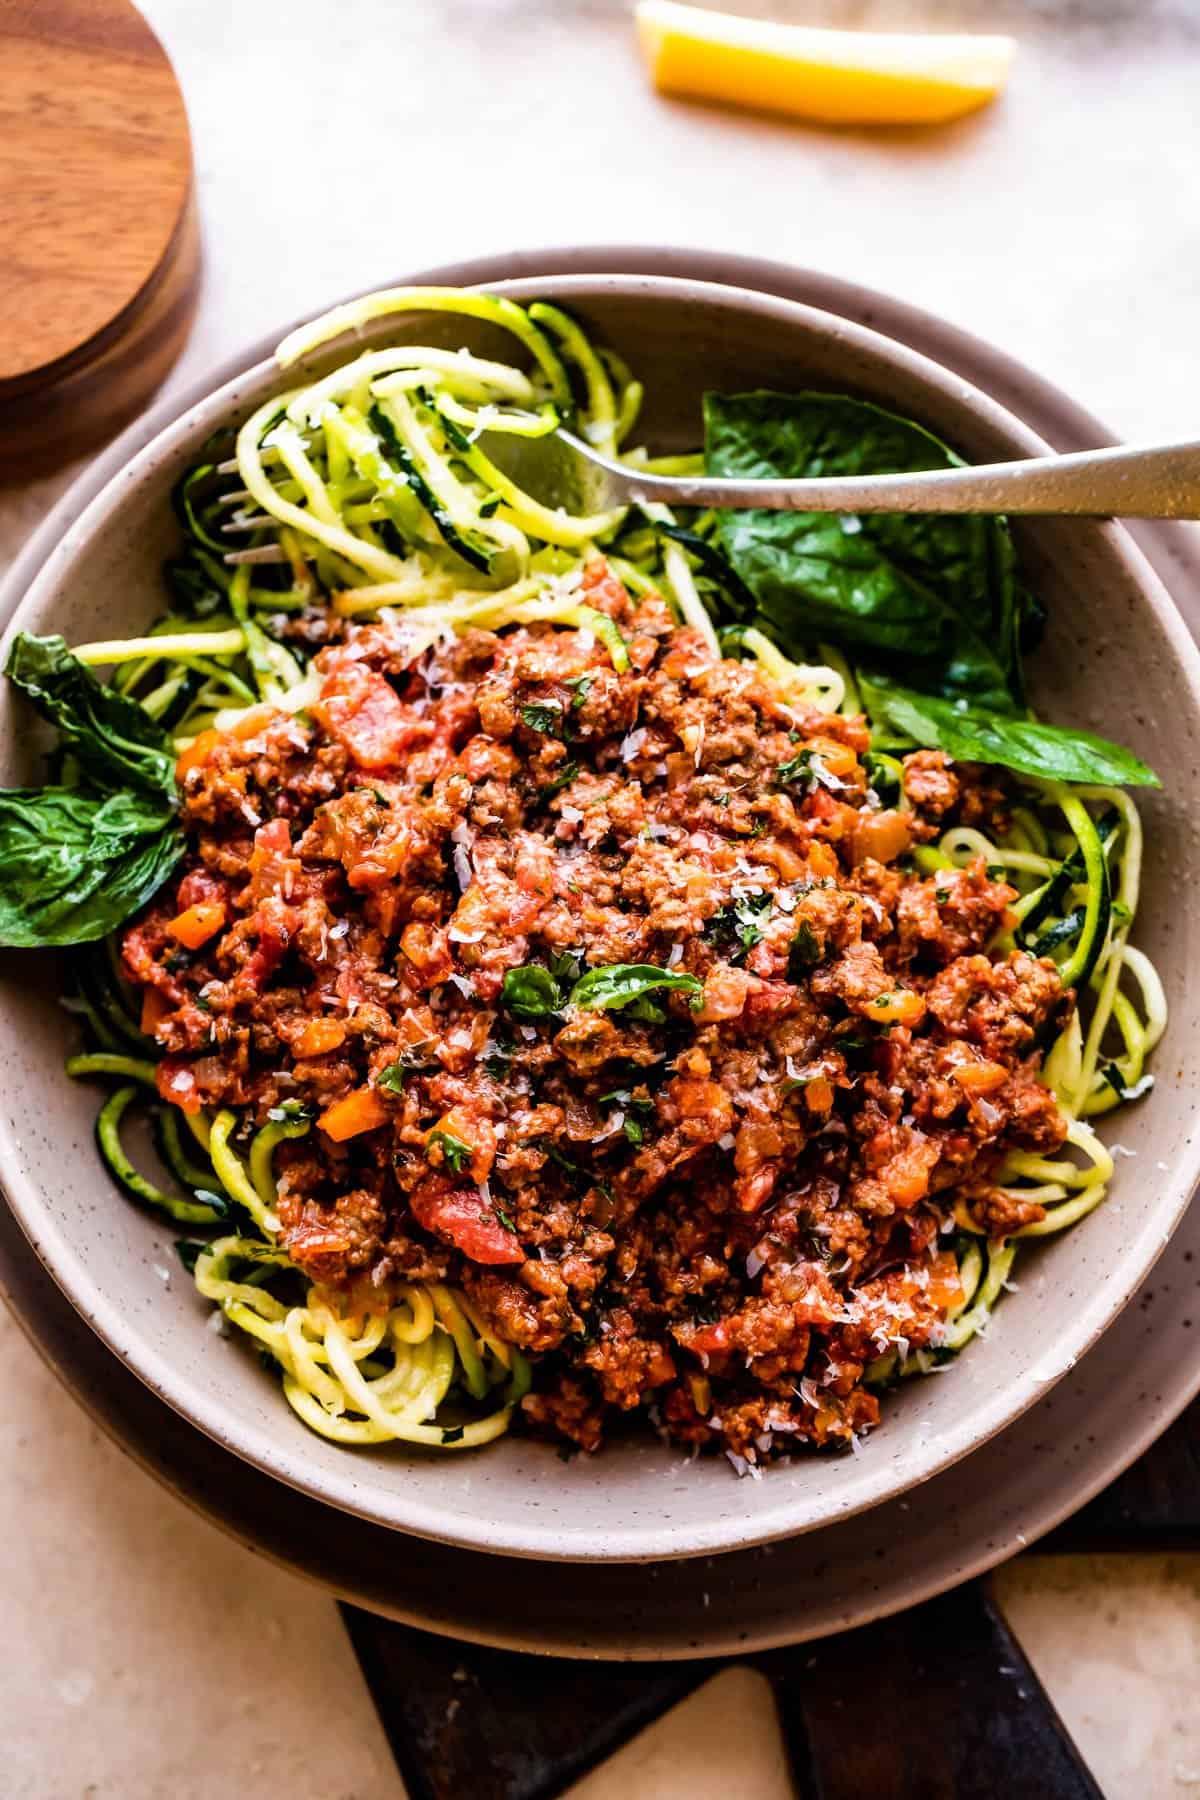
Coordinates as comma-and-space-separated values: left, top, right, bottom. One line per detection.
2, 273, 1198, 1563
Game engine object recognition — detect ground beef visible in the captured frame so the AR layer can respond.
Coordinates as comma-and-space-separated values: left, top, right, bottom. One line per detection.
124, 559, 1072, 1466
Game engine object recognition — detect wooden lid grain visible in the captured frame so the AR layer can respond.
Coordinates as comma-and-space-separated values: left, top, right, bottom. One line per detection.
0, 0, 201, 477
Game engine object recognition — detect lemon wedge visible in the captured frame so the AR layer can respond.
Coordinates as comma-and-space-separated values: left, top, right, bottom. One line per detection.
634, 1, 1015, 127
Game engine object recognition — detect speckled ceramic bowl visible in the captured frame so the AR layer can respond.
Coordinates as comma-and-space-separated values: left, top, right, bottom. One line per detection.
2, 272, 1198, 1563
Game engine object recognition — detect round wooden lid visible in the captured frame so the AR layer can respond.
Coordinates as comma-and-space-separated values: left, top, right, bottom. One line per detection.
0, 0, 200, 474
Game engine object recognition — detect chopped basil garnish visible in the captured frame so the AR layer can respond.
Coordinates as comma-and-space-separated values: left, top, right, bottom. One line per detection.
427, 1129, 473, 1174
541, 759, 580, 797
501, 964, 565, 1017
520, 699, 564, 736
787, 921, 822, 976
775, 749, 813, 789
569, 962, 703, 1013
708, 891, 772, 961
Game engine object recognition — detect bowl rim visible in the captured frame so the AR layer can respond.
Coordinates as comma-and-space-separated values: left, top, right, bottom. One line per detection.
4, 258, 1200, 1563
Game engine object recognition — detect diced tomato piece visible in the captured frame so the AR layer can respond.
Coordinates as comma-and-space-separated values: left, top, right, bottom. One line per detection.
245, 820, 299, 907
254, 818, 291, 854
156, 1057, 201, 1114
410, 1176, 523, 1265
802, 835, 841, 878
685, 1319, 732, 1358
313, 664, 419, 771
743, 979, 800, 1019
399, 920, 454, 989
928, 1251, 965, 1312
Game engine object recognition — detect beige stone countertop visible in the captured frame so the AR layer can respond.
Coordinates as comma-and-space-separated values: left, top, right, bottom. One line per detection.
4, 1, 1200, 1794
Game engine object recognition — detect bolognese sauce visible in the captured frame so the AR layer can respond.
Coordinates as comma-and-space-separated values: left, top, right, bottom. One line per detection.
121, 559, 1072, 1463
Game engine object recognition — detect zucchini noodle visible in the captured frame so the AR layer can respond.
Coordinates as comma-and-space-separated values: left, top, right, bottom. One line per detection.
60, 286, 1165, 1446
65, 953, 526, 1447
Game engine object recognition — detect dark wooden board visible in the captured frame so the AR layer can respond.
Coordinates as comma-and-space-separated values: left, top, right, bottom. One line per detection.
342, 1582, 1101, 1800
342, 1396, 1200, 1797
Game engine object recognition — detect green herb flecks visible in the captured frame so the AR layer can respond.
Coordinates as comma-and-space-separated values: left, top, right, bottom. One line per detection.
707, 892, 773, 963
787, 921, 823, 978
520, 699, 565, 736
427, 1129, 473, 1174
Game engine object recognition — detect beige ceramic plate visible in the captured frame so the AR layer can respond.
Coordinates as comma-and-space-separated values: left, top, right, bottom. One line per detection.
2, 260, 1199, 1565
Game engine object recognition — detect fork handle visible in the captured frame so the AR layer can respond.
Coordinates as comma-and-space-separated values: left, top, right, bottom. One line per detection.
622, 439, 1200, 518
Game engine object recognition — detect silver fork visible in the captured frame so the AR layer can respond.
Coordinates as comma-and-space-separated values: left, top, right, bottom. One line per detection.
216, 435, 1200, 566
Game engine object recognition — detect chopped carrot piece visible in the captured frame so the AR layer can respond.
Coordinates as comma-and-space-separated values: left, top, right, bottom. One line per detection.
167, 901, 227, 950
175, 708, 276, 780
175, 728, 223, 780
864, 987, 926, 1028
803, 1076, 834, 1113
953, 1058, 1008, 1095
807, 841, 840, 880
140, 986, 172, 1034
851, 808, 911, 867
809, 736, 859, 779
928, 1250, 965, 1312
295, 1017, 348, 1059
319, 1085, 391, 1141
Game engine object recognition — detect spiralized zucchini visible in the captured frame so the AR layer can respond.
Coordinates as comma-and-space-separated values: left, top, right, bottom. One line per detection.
62, 286, 1164, 1438
66, 953, 527, 1446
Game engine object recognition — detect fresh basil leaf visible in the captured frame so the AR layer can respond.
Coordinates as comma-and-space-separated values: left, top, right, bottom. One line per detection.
548, 947, 585, 986
0, 787, 184, 947
482, 1032, 514, 1075
1099, 1065, 1154, 1103
501, 964, 564, 1017
704, 392, 1020, 711
5, 633, 178, 798
860, 678, 1159, 788
569, 962, 703, 1012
